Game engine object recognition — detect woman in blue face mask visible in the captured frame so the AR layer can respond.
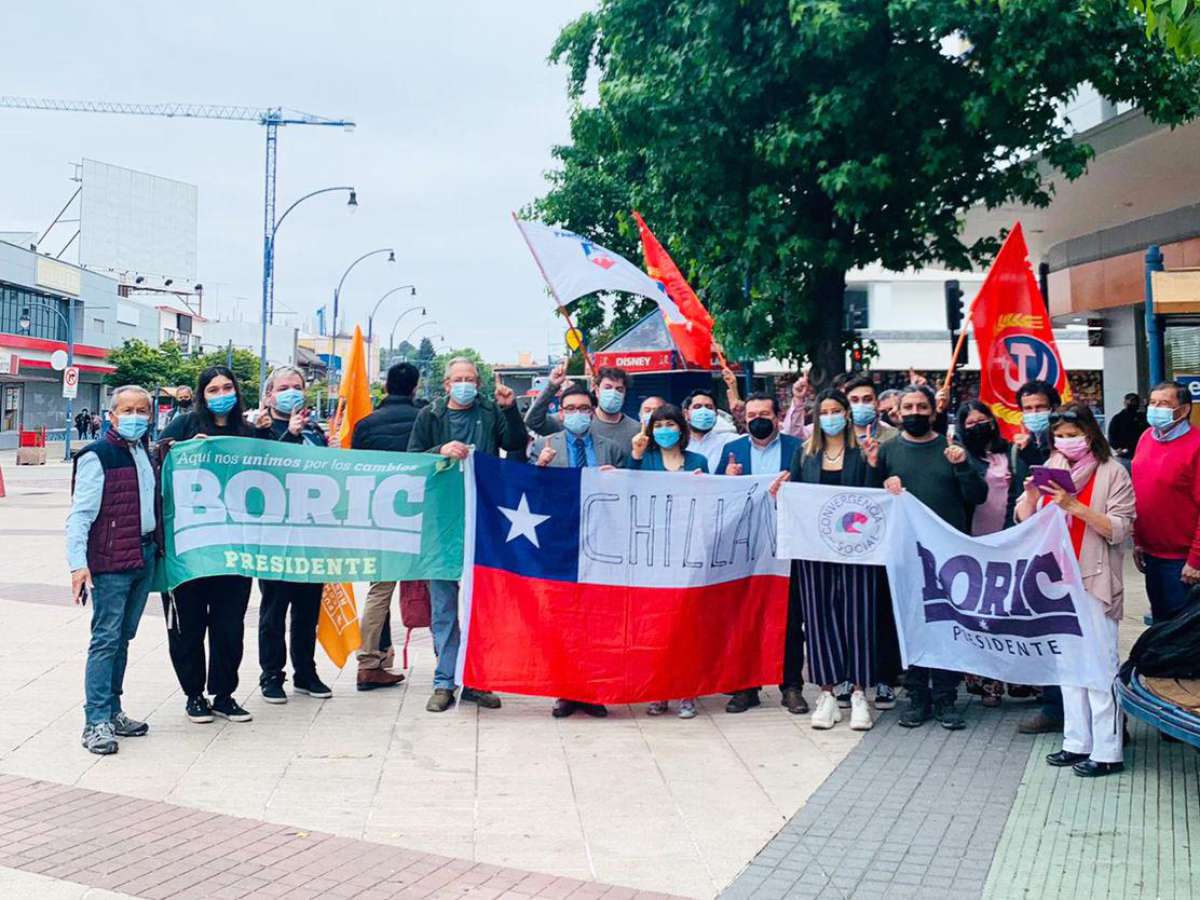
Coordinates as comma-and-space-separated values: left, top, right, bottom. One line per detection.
768, 389, 884, 731
158, 365, 259, 727
627, 403, 708, 720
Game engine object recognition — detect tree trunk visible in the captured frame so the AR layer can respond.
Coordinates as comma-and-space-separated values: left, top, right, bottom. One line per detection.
807, 268, 847, 389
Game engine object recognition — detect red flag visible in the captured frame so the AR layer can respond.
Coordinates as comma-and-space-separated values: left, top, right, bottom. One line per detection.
971, 222, 1072, 439
633, 211, 715, 368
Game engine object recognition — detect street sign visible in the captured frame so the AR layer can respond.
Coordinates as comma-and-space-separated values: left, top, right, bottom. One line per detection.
62, 366, 79, 399
565, 327, 584, 351
49, 349, 68, 371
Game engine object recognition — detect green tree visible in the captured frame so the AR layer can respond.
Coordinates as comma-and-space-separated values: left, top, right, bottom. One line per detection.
427, 348, 495, 401
178, 348, 262, 408
535, 1, 1199, 381
105, 339, 190, 390
1132, 0, 1200, 57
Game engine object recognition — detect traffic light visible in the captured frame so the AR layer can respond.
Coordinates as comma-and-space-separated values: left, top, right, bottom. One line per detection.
944, 279, 968, 366
850, 335, 866, 372
944, 279, 965, 332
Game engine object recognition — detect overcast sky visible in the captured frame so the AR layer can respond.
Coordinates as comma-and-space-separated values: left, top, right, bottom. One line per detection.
0, 1, 593, 361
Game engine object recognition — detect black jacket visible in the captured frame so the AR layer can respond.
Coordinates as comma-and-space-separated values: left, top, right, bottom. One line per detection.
789, 446, 882, 488
351, 396, 420, 452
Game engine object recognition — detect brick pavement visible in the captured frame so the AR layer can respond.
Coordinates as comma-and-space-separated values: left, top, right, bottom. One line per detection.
721, 697, 1032, 900
0, 774, 682, 900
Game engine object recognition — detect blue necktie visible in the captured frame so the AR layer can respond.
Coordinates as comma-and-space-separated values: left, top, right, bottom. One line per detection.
572, 437, 587, 468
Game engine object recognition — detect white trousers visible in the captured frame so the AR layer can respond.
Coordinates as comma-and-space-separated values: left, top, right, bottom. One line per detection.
1062, 618, 1123, 763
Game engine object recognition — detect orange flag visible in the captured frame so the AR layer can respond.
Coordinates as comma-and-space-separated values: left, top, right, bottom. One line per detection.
318, 324, 372, 666
633, 211, 715, 368
335, 324, 373, 449
318, 582, 363, 668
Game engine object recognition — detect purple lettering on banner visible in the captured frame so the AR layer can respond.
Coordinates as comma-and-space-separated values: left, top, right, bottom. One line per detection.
1021, 552, 1074, 615
1009, 558, 1033, 616
978, 561, 1012, 617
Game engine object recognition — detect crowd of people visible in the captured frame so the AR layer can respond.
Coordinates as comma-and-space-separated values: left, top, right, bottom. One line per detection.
66, 358, 1200, 780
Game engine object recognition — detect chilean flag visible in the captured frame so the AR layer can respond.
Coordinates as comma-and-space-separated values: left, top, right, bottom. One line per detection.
457, 453, 790, 704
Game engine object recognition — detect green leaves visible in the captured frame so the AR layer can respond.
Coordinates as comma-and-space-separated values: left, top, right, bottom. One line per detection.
104, 339, 261, 407
535, 0, 1199, 376
1132, 0, 1200, 57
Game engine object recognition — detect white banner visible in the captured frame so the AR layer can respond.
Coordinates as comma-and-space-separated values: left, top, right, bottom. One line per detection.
515, 219, 685, 323
777, 485, 1118, 691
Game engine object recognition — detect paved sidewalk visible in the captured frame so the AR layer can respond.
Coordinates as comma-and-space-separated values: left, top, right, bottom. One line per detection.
0, 774, 678, 899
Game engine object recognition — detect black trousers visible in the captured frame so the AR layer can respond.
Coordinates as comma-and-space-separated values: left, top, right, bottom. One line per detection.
905, 666, 961, 706
873, 568, 903, 686
164, 575, 251, 700
780, 561, 806, 690
258, 580, 322, 685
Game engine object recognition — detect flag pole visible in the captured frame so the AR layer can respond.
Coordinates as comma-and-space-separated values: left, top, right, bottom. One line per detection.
511, 212, 597, 373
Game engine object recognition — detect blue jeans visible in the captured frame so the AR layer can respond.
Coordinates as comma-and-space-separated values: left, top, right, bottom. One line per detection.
429, 579, 461, 690
1143, 554, 1192, 623
84, 543, 155, 725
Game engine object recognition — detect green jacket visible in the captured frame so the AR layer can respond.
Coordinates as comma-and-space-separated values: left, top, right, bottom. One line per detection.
406, 395, 528, 457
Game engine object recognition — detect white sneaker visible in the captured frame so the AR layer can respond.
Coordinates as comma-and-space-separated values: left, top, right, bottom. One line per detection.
850, 690, 873, 731
678, 699, 697, 719
811, 691, 841, 730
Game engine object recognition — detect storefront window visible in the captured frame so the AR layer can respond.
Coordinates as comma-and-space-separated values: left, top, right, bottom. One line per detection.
0, 283, 70, 342
2, 384, 20, 432
1166, 325, 1200, 378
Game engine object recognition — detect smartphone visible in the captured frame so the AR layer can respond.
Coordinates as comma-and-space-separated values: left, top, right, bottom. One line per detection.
1030, 465, 1076, 495
77, 585, 89, 606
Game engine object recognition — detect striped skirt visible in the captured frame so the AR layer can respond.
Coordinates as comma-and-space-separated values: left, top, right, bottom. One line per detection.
796, 559, 875, 688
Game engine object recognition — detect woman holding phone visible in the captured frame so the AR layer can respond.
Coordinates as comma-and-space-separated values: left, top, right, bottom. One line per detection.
159, 365, 261, 725
1013, 402, 1135, 777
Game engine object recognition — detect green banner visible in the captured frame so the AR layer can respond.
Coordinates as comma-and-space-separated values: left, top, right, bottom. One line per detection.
161, 437, 463, 589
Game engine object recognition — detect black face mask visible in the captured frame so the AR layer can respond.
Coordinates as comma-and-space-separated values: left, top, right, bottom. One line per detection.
962, 421, 994, 452
901, 414, 932, 437
178, 399, 192, 409
747, 418, 775, 440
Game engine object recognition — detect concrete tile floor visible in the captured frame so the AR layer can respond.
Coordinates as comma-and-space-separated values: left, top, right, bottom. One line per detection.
0, 454, 865, 898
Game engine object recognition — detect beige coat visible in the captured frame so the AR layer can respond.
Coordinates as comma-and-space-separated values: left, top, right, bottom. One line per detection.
1014, 455, 1136, 621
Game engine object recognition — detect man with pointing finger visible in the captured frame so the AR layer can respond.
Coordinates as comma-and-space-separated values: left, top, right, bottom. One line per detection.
408, 358, 529, 712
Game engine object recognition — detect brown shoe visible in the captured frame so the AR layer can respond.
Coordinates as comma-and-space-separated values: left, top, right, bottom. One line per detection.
781, 687, 810, 715
357, 667, 405, 692
1017, 711, 1063, 734
426, 688, 456, 713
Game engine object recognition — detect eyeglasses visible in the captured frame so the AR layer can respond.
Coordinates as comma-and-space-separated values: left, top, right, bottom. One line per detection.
1049, 411, 1081, 424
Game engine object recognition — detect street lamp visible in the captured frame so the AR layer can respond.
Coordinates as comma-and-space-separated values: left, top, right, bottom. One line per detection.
387, 305, 427, 361
402, 320, 438, 346
258, 185, 355, 396
367, 285, 418, 346
330, 247, 395, 394
18, 300, 75, 460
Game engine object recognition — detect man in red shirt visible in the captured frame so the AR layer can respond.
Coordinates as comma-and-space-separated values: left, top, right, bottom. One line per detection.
1131, 382, 1200, 621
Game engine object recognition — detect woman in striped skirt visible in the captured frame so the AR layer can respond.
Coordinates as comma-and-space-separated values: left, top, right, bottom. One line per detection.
771, 389, 883, 731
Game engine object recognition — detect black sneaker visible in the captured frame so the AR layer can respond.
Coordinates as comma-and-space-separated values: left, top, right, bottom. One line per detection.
934, 702, 965, 731
111, 712, 149, 737
899, 699, 932, 728
835, 681, 852, 709
211, 696, 253, 723
293, 677, 332, 699
186, 695, 214, 723
725, 690, 762, 714
873, 684, 896, 710
461, 687, 502, 709
261, 681, 288, 704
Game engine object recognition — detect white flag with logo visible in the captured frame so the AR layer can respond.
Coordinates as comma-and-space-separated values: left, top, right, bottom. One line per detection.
777, 484, 1117, 691
514, 218, 685, 323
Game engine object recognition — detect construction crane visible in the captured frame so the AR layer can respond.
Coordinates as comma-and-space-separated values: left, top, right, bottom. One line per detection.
0, 95, 356, 392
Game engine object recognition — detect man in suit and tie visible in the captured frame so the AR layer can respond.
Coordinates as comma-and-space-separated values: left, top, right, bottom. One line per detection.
717, 392, 806, 715
532, 384, 628, 718
531, 385, 631, 471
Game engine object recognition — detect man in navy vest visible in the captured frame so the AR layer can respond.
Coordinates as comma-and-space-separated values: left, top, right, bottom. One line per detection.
67, 385, 159, 756
716, 392, 804, 714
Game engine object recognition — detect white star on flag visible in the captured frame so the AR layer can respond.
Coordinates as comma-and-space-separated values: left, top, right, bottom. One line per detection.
498, 493, 551, 548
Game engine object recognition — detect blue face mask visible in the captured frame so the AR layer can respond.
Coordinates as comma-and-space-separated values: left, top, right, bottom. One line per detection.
274, 388, 305, 414
819, 413, 848, 436
1023, 411, 1050, 434
653, 427, 681, 449
850, 403, 876, 426
207, 393, 237, 416
598, 388, 624, 415
450, 382, 478, 405
563, 411, 592, 435
1147, 406, 1183, 434
689, 407, 717, 432
116, 414, 148, 441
